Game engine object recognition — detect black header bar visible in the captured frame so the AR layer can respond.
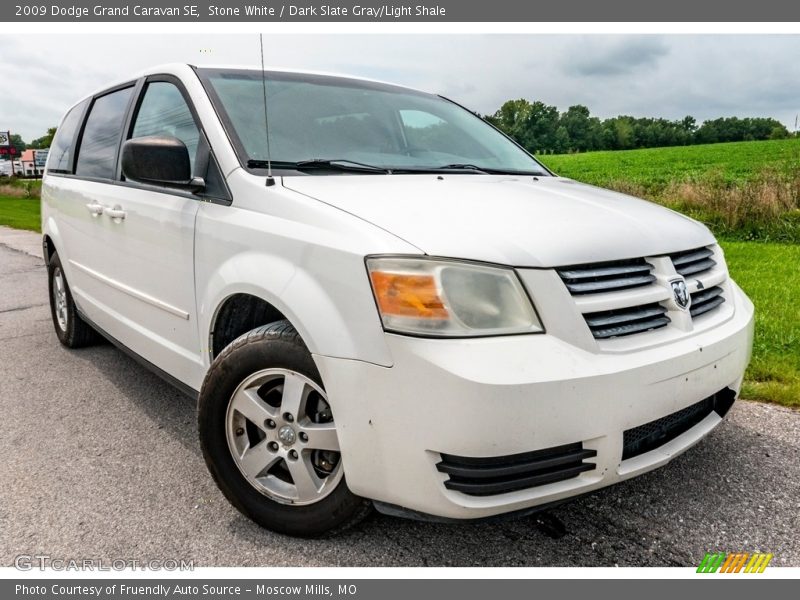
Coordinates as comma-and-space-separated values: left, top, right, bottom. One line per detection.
4, 0, 800, 22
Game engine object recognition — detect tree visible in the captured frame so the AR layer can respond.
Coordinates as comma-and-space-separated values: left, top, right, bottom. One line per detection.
553, 126, 571, 154
29, 127, 57, 149
9, 133, 25, 155
769, 125, 788, 140
559, 105, 601, 152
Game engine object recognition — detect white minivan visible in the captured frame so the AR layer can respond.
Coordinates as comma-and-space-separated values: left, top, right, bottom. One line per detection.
42, 64, 754, 536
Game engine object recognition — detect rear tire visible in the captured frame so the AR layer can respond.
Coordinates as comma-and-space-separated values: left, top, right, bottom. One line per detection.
48, 252, 97, 348
198, 320, 371, 537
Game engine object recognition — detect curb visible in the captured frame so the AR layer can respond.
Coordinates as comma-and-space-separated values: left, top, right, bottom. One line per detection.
0, 226, 42, 259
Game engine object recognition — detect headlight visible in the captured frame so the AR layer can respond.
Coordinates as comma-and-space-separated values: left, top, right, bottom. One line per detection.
366, 257, 543, 337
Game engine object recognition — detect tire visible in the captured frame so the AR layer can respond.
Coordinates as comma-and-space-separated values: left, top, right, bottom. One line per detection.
198, 320, 371, 537
47, 252, 97, 348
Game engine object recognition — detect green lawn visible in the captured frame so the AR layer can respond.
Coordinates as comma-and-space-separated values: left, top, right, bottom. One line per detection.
0, 196, 796, 406
722, 241, 800, 407
0, 196, 40, 232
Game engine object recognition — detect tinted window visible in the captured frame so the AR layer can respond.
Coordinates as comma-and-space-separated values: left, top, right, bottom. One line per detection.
131, 82, 200, 173
75, 87, 133, 179
48, 99, 88, 173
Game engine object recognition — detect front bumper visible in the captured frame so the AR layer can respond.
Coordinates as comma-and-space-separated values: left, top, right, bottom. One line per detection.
314, 281, 754, 520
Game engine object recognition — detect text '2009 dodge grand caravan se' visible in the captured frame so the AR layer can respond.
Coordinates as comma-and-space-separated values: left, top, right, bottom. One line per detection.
42, 64, 754, 537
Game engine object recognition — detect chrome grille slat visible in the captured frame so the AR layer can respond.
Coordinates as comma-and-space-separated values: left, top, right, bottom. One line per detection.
676, 258, 717, 277
669, 247, 716, 277
563, 274, 656, 294
691, 286, 723, 305
583, 303, 670, 339
558, 263, 652, 279
591, 317, 672, 339
671, 247, 713, 266
690, 286, 725, 318
584, 305, 667, 327
556, 258, 655, 295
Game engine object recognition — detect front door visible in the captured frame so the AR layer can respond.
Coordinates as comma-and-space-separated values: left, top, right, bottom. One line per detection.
72, 78, 203, 387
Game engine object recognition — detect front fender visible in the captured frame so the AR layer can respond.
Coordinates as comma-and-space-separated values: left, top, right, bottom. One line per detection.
198, 249, 394, 370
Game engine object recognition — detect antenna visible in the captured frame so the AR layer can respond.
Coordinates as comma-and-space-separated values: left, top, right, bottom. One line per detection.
259, 33, 275, 187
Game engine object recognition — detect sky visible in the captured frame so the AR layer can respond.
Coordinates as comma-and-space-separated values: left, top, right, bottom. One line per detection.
2, 34, 800, 142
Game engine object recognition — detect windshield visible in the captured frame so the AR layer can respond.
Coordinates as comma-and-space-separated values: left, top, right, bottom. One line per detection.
197, 68, 549, 175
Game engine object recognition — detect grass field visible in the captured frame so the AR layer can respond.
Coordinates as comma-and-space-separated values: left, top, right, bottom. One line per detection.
539, 139, 800, 243
539, 138, 800, 193
722, 241, 800, 407
0, 196, 40, 232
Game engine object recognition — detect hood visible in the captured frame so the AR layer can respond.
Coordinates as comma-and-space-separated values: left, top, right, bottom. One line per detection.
283, 175, 715, 267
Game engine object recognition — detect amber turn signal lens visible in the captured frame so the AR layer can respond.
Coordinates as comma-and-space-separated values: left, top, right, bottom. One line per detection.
369, 271, 449, 319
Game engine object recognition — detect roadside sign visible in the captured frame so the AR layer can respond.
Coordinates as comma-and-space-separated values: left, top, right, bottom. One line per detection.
0, 131, 10, 147
34, 149, 49, 167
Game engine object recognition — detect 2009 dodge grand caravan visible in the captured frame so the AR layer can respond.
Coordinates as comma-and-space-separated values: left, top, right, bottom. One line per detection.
42, 64, 754, 536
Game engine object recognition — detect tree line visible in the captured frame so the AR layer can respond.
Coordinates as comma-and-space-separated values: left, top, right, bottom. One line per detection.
482, 99, 793, 154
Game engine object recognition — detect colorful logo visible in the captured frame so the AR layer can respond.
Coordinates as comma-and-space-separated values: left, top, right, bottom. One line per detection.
697, 552, 773, 573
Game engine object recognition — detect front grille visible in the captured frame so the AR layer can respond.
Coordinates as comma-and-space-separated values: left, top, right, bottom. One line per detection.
670, 247, 716, 277
583, 303, 670, 339
556, 258, 655, 295
690, 285, 725, 318
437, 443, 596, 496
622, 388, 736, 460
555, 245, 727, 342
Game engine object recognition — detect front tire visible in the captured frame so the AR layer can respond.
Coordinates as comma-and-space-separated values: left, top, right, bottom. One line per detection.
47, 252, 97, 348
198, 321, 371, 537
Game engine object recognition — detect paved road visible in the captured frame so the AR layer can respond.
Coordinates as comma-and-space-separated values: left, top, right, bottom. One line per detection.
1, 233, 798, 567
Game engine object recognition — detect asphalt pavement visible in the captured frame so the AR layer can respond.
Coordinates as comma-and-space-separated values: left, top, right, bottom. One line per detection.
1, 227, 798, 567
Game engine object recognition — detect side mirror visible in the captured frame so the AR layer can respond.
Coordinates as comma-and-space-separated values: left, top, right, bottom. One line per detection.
121, 136, 202, 189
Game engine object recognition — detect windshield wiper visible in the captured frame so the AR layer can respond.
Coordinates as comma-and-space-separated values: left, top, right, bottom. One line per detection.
434, 163, 492, 174
247, 158, 389, 173
431, 164, 550, 176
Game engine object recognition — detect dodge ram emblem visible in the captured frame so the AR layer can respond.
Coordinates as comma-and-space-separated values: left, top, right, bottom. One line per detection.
671, 279, 690, 310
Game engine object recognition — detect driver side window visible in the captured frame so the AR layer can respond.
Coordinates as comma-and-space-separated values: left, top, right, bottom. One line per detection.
131, 81, 200, 174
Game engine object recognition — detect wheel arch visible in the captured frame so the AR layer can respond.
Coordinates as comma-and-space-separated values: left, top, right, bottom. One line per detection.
41, 216, 64, 267
208, 292, 289, 360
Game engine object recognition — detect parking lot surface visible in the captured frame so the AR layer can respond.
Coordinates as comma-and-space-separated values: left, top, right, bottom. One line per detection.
1, 233, 798, 567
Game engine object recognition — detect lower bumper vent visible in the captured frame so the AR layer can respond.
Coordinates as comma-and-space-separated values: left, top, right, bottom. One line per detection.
622, 387, 736, 460
437, 443, 596, 496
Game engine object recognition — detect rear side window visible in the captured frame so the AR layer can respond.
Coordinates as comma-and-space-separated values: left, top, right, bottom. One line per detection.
75, 87, 134, 179
131, 81, 200, 173
48, 99, 88, 174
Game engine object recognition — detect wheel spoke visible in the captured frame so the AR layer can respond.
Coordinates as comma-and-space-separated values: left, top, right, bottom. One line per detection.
288, 454, 322, 499
237, 439, 280, 479
230, 387, 274, 427
280, 373, 308, 419
301, 422, 340, 451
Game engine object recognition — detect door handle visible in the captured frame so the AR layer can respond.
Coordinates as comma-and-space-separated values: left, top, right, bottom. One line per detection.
86, 203, 104, 217
106, 205, 126, 221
